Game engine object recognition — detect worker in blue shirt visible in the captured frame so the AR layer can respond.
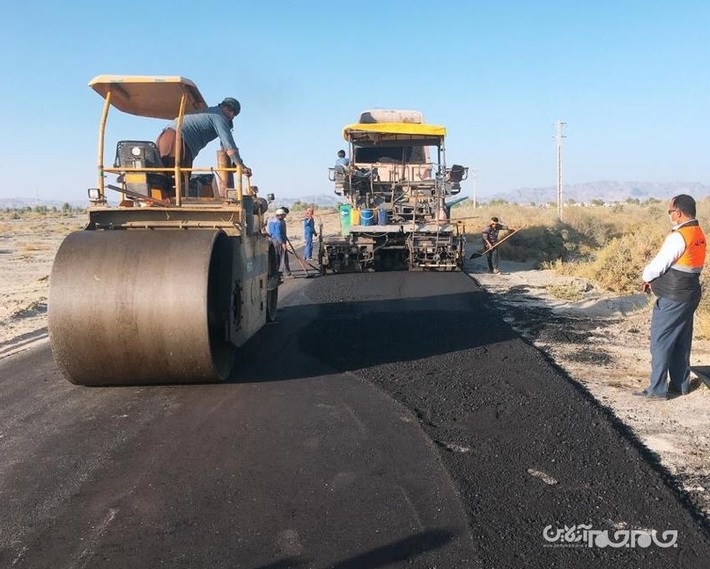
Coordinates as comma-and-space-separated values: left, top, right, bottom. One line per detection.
267, 208, 290, 277
156, 97, 251, 193
303, 207, 317, 260
335, 149, 350, 171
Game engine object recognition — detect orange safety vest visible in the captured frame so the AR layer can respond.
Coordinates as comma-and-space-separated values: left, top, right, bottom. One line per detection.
650, 220, 706, 302
673, 224, 706, 273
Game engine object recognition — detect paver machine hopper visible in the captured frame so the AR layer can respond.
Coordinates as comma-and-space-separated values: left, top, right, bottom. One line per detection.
48, 75, 280, 386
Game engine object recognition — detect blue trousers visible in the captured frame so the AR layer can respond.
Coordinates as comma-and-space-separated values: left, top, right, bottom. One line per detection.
646, 295, 699, 396
304, 234, 314, 260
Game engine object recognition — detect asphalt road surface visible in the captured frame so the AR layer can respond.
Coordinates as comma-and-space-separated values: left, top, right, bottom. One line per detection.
1, 270, 710, 568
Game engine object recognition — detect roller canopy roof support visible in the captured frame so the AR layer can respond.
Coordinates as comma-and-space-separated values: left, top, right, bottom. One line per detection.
89, 75, 208, 119
342, 122, 446, 147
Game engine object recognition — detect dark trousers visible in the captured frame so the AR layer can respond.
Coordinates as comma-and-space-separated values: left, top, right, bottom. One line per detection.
486, 248, 500, 272
272, 240, 290, 275
156, 128, 194, 167
646, 295, 700, 396
281, 245, 291, 274
156, 128, 194, 195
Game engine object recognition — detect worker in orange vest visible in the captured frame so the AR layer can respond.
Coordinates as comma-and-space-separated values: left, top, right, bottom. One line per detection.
637, 194, 706, 400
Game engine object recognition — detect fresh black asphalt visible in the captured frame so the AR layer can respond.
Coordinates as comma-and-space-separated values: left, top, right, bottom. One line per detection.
0, 270, 709, 568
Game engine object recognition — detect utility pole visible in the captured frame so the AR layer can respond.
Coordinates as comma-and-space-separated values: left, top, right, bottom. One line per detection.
471, 168, 479, 209
556, 120, 566, 219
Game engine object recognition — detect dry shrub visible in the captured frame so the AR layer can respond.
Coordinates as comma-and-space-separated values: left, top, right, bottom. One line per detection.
505, 225, 565, 262
455, 203, 555, 232
461, 205, 662, 265
580, 233, 663, 293
456, 204, 562, 263
546, 282, 584, 301
536, 199, 710, 339
558, 209, 621, 249
17, 241, 52, 252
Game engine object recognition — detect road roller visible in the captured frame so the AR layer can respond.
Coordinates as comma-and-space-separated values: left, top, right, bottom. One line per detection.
48, 75, 280, 386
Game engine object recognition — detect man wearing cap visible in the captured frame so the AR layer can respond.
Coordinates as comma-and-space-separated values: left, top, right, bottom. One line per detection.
267, 208, 291, 277
156, 97, 251, 190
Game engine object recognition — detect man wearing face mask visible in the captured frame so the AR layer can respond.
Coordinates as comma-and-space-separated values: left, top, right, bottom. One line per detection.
637, 194, 706, 400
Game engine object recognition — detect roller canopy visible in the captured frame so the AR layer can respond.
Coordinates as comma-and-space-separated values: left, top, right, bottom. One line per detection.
89, 75, 208, 119
343, 122, 446, 145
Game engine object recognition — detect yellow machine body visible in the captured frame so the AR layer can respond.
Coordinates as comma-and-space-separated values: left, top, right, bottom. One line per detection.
48, 75, 279, 385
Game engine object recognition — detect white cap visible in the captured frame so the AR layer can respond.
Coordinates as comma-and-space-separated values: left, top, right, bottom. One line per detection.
275, 208, 287, 215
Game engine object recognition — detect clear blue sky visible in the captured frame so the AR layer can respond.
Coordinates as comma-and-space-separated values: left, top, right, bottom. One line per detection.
1, 0, 708, 203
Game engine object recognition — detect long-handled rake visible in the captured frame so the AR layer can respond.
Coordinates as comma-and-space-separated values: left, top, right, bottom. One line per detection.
286, 238, 318, 278
469, 228, 520, 259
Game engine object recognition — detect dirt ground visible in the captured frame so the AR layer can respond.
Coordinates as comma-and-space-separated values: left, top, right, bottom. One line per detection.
1, 209, 709, 521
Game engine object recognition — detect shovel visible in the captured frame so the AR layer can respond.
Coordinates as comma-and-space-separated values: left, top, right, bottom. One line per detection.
470, 228, 520, 259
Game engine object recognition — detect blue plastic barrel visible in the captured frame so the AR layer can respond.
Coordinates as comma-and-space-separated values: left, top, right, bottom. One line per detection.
339, 204, 352, 236
377, 208, 388, 225
360, 209, 375, 226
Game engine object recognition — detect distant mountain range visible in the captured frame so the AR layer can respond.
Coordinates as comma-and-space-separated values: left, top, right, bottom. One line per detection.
3, 182, 710, 210
0, 195, 347, 211
0, 198, 88, 210
273, 194, 343, 208
485, 181, 710, 205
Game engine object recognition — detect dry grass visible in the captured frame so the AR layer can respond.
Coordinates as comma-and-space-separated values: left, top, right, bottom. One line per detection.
545, 282, 584, 301
456, 198, 710, 338
16, 242, 52, 252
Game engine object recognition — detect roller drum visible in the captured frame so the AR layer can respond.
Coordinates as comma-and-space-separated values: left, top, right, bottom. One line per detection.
48, 230, 235, 385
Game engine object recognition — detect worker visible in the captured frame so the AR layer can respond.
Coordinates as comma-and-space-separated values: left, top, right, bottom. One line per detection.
636, 194, 706, 400
482, 216, 511, 274
267, 208, 291, 277
335, 149, 350, 171
303, 207, 318, 260
156, 97, 251, 193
